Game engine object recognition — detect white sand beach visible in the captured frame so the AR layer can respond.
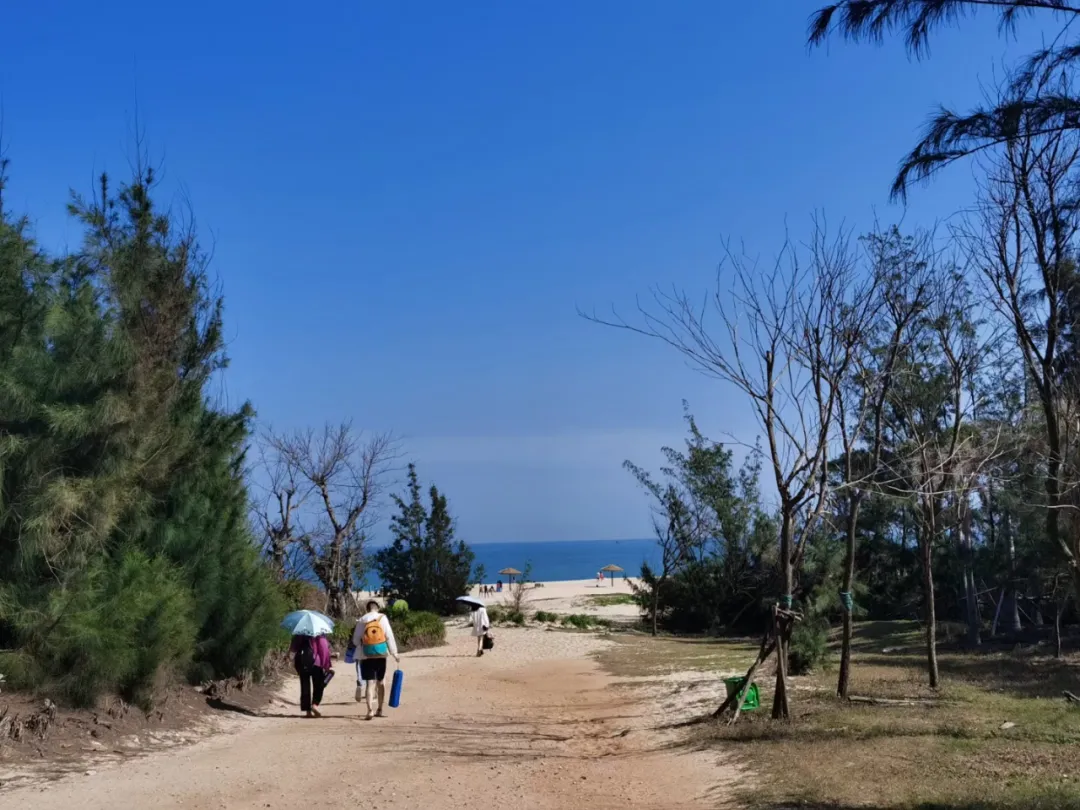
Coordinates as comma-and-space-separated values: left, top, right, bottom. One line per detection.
359, 578, 643, 621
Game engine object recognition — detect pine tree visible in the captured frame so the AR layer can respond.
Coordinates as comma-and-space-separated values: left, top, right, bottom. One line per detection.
374, 464, 474, 613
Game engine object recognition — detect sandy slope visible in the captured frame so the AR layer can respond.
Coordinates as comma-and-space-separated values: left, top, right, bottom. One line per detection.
3, 623, 738, 810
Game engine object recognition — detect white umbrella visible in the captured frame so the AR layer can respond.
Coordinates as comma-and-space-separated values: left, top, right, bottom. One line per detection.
456, 596, 485, 609
281, 609, 335, 637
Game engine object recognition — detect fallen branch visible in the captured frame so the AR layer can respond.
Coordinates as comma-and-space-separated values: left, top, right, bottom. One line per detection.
1063, 690, 1080, 704
713, 631, 774, 720
848, 695, 922, 706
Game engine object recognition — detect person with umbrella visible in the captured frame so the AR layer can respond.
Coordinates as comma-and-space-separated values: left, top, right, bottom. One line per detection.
457, 596, 491, 657
282, 610, 334, 719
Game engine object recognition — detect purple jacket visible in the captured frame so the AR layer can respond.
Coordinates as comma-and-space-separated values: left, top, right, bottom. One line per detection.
290, 635, 332, 670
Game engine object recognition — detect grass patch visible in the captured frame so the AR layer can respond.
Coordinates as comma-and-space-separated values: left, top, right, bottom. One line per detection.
586, 593, 637, 607
534, 610, 559, 623
560, 613, 614, 630
598, 621, 1080, 809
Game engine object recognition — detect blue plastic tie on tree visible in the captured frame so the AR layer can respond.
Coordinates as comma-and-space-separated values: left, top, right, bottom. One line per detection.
839, 591, 854, 612
780, 594, 793, 609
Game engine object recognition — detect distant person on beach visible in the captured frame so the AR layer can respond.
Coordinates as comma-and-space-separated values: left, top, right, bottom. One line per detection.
471, 603, 491, 657
352, 600, 400, 720
290, 633, 331, 718
496, 580, 503, 593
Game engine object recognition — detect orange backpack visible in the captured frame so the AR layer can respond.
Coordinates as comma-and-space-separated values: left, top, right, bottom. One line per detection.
361, 616, 389, 656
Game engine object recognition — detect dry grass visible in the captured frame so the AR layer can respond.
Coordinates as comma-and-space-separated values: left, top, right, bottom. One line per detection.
596, 621, 1080, 809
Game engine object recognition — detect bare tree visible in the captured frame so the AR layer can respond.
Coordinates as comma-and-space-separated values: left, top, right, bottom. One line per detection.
833, 227, 931, 698
259, 423, 398, 619
252, 432, 308, 581
585, 218, 860, 720
962, 117, 1080, 602
881, 267, 1001, 686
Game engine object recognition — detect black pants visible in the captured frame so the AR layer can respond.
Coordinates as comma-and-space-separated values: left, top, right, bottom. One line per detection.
299, 667, 325, 712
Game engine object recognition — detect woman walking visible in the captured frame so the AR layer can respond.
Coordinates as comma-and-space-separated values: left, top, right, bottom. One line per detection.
471, 602, 491, 657
290, 632, 332, 718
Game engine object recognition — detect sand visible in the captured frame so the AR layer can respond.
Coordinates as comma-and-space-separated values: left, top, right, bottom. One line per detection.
2, 615, 740, 810
361, 578, 644, 621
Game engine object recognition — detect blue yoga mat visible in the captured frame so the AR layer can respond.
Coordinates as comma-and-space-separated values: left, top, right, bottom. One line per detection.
388, 669, 403, 708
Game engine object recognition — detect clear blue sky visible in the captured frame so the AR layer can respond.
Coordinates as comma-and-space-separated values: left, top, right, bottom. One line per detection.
1, 2, 1052, 542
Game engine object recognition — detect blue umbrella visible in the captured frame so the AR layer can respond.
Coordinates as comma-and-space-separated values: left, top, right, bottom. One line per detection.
281, 609, 335, 637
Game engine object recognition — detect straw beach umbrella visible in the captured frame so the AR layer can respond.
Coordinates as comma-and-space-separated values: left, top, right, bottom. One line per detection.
601, 564, 623, 587
499, 567, 523, 585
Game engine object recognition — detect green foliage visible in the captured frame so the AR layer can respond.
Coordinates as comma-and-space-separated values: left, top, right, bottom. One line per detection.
533, 610, 558, 623
4, 548, 196, 708
561, 614, 598, 630
788, 615, 830, 676
0, 167, 283, 706
280, 579, 323, 612
507, 609, 525, 626
486, 605, 505, 624
587, 594, 635, 606
373, 463, 475, 614
329, 621, 353, 652
629, 412, 778, 636
394, 610, 445, 651
388, 599, 410, 616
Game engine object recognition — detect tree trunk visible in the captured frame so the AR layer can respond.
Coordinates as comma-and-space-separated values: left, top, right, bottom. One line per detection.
963, 567, 980, 646
836, 492, 861, 699
960, 508, 981, 647
326, 581, 350, 620
990, 586, 1005, 637
651, 577, 663, 637
1055, 597, 1065, 659
772, 511, 794, 720
1003, 513, 1022, 634
921, 538, 940, 689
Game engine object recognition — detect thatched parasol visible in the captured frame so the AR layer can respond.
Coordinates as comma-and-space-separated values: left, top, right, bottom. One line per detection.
601, 564, 624, 587
499, 567, 523, 585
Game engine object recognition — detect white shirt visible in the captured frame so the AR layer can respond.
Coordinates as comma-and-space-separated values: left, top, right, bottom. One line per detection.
351, 612, 399, 659
472, 607, 490, 637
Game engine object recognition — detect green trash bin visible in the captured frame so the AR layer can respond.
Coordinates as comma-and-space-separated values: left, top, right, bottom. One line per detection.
723, 676, 760, 711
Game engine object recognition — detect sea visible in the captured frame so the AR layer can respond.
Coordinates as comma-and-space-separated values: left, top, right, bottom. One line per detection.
360, 538, 660, 588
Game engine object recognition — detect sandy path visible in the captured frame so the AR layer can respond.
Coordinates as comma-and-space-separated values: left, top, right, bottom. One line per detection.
3, 625, 739, 810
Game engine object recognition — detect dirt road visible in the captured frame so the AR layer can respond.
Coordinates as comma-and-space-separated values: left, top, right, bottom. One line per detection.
3, 625, 739, 810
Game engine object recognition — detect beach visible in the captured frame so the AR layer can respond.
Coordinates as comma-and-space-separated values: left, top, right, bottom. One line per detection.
3, 616, 738, 810
473, 577, 642, 620
358, 578, 644, 622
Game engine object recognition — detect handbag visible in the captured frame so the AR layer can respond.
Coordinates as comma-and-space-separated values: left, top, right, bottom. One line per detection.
482, 633, 494, 650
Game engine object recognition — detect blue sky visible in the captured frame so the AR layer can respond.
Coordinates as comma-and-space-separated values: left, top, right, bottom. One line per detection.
1, 2, 1054, 542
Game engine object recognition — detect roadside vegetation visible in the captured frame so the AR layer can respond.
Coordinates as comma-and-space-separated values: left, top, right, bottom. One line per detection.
0, 165, 285, 710
0, 161, 472, 716
598, 620, 1080, 809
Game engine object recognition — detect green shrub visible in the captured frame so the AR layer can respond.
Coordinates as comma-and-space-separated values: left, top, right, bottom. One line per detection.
506, 610, 526, 626
486, 606, 505, 624
330, 621, 354, 653
281, 579, 322, 612
534, 610, 558, 623
789, 616, 830, 675
561, 614, 597, 630
389, 599, 410, 616
396, 611, 445, 651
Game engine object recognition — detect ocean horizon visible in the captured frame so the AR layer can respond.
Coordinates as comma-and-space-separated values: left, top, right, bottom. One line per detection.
358, 538, 661, 589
